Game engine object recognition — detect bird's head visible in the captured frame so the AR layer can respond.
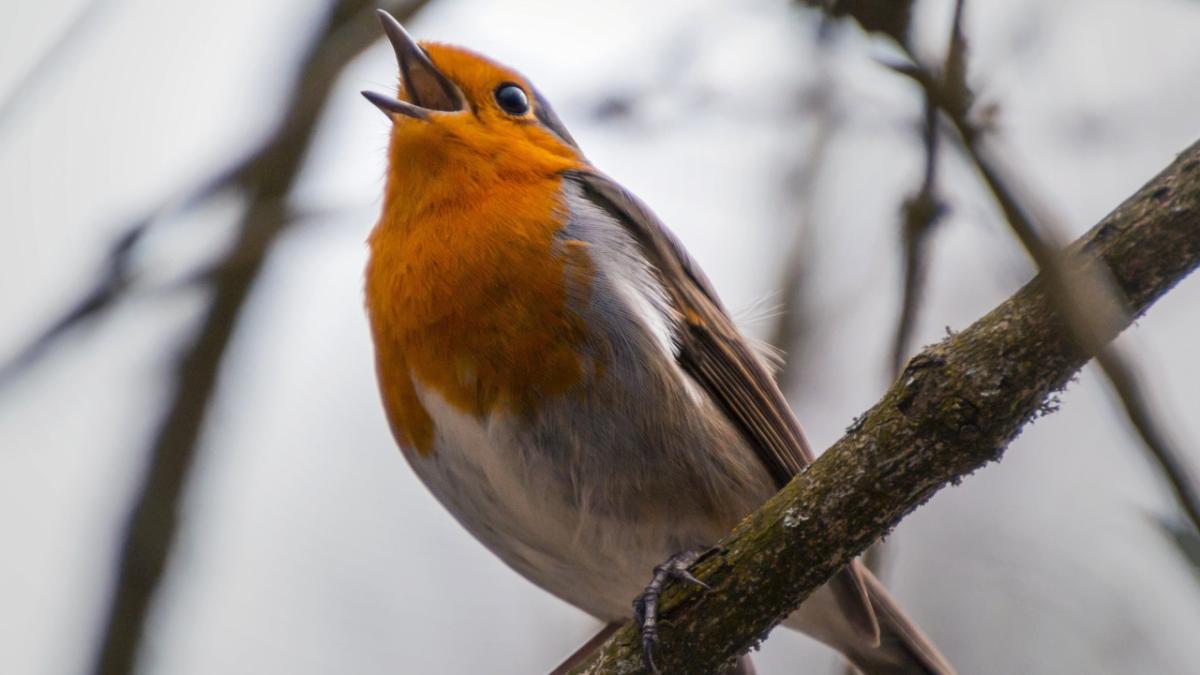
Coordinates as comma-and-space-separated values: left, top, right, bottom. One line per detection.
363, 10, 583, 193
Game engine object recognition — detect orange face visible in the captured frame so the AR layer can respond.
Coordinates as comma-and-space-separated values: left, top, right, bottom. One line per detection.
379, 42, 582, 199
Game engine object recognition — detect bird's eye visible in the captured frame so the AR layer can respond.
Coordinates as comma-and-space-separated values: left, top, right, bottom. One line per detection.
494, 83, 530, 115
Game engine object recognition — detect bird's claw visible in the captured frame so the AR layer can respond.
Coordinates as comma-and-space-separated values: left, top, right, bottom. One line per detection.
632, 549, 710, 673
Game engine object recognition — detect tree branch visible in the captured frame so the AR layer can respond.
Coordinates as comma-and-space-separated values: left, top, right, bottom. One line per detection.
571, 138, 1200, 673
881, 0, 1200, 536
890, 93, 944, 378
87, 2, 431, 674
770, 32, 841, 394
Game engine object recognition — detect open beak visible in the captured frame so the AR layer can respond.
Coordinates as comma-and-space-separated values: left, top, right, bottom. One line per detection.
362, 10, 464, 121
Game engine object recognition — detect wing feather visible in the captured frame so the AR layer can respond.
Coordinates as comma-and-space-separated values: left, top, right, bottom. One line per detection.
570, 170, 814, 482
568, 170, 879, 641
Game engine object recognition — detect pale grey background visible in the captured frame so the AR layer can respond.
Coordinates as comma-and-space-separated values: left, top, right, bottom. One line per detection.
3, 0, 1200, 673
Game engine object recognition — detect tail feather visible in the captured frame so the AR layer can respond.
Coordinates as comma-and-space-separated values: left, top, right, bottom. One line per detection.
840, 570, 955, 675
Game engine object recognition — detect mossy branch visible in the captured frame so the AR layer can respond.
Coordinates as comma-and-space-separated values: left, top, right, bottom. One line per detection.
570, 140, 1200, 674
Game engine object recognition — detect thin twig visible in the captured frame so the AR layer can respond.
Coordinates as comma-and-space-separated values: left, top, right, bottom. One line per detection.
889, 93, 944, 378
867, 14, 956, 645
962, 138, 1200, 531
1097, 349, 1200, 529
0, 165, 248, 388
887, 0, 963, 379
884, 0, 1200, 535
771, 32, 841, 394
0, 221, 145, 387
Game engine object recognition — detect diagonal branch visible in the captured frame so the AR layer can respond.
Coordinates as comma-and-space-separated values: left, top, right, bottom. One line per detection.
87, 2, 431, 674
571, 138, 1200, 673
887, 0, 964, 379
0, 221, 146, 386
770, 35, 842, 394
882, 0, 1200, 536
957, 135, 1200, 532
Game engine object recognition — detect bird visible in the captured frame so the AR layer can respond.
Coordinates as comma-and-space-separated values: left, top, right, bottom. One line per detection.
361, 10, 954, 675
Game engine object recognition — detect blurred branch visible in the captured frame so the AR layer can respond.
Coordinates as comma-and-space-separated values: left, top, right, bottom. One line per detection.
888, 0, 1200, 534
572, 137, 1200, 674
0, 221, 145, 386
871, 12, 952, 632
888, 0, 958, 379
960, 135, 1200, 532
799, 0, 915, 44
87, 2, 431, 675
889, 93, 944, 378
0, 166, 244, 389
770, 33, 842, 394
1157, 514, 1200, 585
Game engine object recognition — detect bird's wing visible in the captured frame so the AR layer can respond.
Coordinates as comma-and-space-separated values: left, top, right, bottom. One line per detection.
570, 169, 814, 481
569, 170, 880, 641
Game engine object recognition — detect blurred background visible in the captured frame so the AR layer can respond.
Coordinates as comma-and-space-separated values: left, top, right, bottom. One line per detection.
3, 0, 1200, 673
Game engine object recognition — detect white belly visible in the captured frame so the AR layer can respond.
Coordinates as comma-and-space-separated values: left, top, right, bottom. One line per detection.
403, 381, 773, 621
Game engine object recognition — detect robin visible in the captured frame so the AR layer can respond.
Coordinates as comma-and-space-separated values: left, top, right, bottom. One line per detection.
362, 10, 953, 674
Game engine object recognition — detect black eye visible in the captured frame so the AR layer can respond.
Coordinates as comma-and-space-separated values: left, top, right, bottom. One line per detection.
494, 83, 530, 115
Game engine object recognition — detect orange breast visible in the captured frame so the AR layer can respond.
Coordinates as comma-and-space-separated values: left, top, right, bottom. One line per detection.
366, 127, 591, 455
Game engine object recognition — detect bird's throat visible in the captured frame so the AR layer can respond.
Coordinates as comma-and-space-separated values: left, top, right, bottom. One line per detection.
365, 167, 593, 455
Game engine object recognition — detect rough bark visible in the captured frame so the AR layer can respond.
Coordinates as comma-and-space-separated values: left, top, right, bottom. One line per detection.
570, 141, 1200, 674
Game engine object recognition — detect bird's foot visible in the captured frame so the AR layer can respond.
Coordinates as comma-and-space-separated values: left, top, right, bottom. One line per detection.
632, 549, 711, 673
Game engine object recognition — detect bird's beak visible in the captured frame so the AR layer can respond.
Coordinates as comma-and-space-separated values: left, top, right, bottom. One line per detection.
362, 10, 464, 121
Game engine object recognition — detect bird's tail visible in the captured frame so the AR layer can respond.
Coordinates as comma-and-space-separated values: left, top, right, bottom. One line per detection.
839, 569, 955, 675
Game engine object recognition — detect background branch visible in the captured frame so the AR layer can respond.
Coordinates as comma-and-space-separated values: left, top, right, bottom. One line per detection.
890, 93, 944, 378
769, 30, 841, 394
572, 138, 1200, 674
886, 0, 962, 378
882, 0, 1200, 536
87, 2, 431, 674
